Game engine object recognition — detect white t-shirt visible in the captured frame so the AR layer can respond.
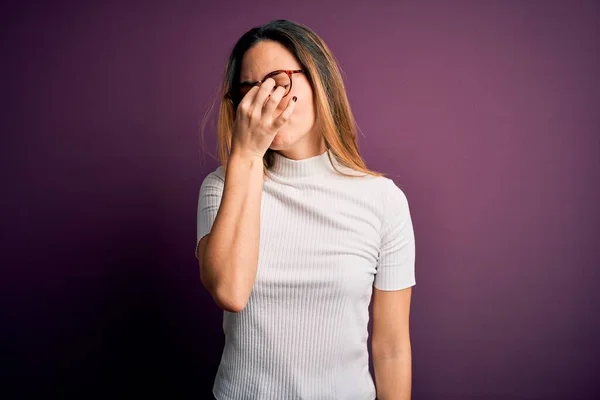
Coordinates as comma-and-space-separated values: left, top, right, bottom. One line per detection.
196, 149, 416, 400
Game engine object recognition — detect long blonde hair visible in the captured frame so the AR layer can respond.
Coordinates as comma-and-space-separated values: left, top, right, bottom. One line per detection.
203, 19, 383, 179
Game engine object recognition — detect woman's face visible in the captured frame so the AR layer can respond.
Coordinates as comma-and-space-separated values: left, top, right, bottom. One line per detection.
239, 40, 318, 155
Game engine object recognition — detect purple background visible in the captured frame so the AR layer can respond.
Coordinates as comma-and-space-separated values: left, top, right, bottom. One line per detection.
2, 1, 599, 399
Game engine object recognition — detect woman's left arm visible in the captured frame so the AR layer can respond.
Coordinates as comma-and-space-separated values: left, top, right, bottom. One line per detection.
372, 286, 413, 400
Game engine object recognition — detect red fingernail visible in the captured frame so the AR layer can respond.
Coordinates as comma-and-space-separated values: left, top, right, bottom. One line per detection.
292, 96, 297, 102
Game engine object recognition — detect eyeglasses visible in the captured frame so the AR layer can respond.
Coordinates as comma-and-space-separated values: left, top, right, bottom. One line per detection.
225, 69, 305, 108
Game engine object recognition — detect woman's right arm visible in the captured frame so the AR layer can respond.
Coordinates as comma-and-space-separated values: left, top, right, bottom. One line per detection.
199, 153, 264, 313
197, 77, 297, 312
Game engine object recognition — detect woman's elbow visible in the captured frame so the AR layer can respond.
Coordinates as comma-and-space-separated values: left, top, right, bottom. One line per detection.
201, 267, 249, 313
212, 285, 249, 313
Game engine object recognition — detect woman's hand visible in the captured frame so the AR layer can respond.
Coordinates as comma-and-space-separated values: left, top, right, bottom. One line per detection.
230, 77, 297, 160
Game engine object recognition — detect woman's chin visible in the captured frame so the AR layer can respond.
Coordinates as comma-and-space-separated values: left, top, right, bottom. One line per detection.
268, 132, 289, 150
269, 129, 312, 151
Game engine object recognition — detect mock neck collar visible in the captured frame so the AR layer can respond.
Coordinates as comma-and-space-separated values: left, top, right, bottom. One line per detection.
269, 149, 337, 179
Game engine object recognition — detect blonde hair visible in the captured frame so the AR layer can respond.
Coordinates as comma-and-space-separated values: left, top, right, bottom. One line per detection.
203, 19, 384, 179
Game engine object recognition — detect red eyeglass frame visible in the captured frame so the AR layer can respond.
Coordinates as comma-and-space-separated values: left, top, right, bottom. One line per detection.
225, 69, 305, 106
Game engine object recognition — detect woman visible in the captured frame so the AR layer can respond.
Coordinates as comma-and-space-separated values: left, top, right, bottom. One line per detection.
196, 19, 416, 400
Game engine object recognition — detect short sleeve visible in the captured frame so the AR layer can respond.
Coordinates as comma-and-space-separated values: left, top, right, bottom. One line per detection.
195, 167, 225, 256
373, 179, 416, 291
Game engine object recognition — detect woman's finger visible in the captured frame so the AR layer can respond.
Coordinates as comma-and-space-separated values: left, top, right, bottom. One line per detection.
262, 85, 286, 118
271, 96, 297, 133
249, 78, 277, 119
236, 85, 261, 117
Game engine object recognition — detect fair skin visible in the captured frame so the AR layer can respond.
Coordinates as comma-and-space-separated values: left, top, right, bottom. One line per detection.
372, 286, 413, 400
198, 39, 412, 399
237, 41, 326, 160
